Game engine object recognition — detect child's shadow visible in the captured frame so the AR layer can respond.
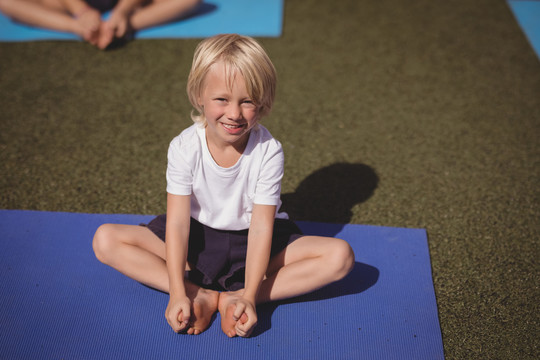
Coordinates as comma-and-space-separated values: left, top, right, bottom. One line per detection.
252, 163, 380, 337
280, 162, 379, 228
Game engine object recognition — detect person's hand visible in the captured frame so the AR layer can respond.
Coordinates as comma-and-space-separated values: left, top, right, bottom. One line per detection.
232, 297, 257, 337
98, 9, 130, 49
75, 7, 101, 46
165, 295, 191, 332
107, 10, 130, 38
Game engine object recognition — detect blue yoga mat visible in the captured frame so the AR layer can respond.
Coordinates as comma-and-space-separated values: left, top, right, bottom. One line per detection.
0, 210, 444, 359
0, 0, 283, 42
508, 0, 540, 59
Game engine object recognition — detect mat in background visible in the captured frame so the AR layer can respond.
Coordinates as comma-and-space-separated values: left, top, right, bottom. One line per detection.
0, 210, 444, 359
508, 0, 540, 59
0, 0, 283, 42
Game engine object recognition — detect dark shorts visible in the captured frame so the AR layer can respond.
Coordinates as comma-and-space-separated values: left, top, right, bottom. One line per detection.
142, 215, 303, 291
86, 0, 118, 12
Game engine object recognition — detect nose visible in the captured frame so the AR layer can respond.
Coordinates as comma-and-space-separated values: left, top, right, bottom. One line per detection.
226, 104, 242, 120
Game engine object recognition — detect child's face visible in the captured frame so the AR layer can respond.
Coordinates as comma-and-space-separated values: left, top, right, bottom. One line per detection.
199, 61, 260, 149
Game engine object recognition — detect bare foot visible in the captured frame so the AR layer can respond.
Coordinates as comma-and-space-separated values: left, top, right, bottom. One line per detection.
86, 28, 100, 47
182, 285, 219, 335
218, 291, 248, 337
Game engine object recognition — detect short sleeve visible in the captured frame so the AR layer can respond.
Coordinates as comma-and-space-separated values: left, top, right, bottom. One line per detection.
166, 136, 193, 196
253, 140, 284, 205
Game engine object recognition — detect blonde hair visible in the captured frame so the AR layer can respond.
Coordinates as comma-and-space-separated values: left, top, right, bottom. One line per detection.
187, 34, 277, 126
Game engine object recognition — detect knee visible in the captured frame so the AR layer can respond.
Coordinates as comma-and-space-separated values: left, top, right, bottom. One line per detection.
92, 224, 116, 264
328, 239, 355, 281
0, 0, 15, 15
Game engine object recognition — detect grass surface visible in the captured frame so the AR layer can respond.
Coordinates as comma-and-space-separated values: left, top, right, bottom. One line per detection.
1, 0, 539, 358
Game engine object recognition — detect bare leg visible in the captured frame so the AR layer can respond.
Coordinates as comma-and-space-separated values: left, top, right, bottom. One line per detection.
0, 0, 89, 38
129, 0, 201, 30
92, 223, 218, 334
93, 224, 169, 290
260, 236, 355, 302
218, 236, 355, 337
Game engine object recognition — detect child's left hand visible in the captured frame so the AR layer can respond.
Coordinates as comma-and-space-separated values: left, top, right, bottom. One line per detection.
97, 10, 130, 49
232, 298, 257, 337
75, 7, 101, 46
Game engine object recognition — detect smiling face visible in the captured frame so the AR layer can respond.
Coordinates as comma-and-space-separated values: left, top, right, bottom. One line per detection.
198, 61, 260, 151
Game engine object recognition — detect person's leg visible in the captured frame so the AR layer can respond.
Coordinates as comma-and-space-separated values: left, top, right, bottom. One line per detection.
0, 0, 93, 38
93, 223, 169, 290
97, 0, 200, 49
92, 223, 219, 335
219, 235, 355, 336
129, 0, 200, 30
262, 236, 355, 301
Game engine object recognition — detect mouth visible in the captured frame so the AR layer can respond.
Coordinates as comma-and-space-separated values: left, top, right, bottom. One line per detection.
222, 123, 245, 129
221, 122, 246, 134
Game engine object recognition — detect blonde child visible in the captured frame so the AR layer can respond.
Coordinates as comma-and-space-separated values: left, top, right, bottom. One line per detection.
0, 0, 200, 49
92, 34, 355, 337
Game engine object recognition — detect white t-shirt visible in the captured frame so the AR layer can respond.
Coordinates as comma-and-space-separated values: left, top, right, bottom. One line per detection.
166, 124, 288, 230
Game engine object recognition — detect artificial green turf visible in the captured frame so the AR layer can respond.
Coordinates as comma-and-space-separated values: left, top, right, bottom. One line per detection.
1, 0, 539, 358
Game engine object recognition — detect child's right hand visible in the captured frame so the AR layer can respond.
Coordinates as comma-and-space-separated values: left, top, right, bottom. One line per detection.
165, 295, 191, 332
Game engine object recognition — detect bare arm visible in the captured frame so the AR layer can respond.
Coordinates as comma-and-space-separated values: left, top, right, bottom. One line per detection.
234, 204, 276, 337
111, 0, 145, 15
164, 193, 192, 332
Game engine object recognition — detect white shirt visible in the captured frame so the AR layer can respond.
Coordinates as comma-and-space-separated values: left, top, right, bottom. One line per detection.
166, 124, 288, 230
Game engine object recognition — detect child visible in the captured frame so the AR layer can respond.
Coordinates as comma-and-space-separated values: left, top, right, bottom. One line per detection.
92, 34, 355, 337
0, 0, 200, 49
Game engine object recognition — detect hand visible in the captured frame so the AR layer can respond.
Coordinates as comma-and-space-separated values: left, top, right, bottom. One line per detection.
106, 10, 130, 38
165, 295, 191, 333
232, 297, 257, 337
75, 7, 101, 45
97, 9, 130, 49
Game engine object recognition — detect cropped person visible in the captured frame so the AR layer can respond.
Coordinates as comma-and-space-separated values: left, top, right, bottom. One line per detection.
0, 0, 200, 49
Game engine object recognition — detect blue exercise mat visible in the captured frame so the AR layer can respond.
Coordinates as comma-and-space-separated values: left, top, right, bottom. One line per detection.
508, 0, 540, 59
0, 0, 283, 42
0, 210, 444, 359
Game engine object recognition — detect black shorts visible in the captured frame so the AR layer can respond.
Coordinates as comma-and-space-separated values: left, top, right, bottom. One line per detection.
142, 215, 303, 291
86, 0, 118, 12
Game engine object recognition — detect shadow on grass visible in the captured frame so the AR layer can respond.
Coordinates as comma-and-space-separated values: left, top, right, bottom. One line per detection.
281, 162, 379, 234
